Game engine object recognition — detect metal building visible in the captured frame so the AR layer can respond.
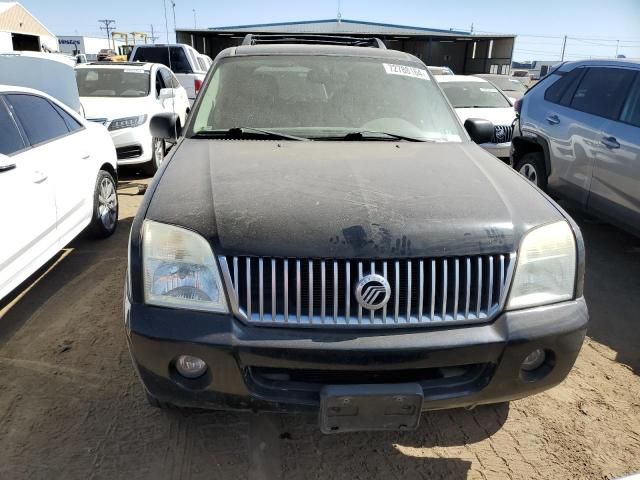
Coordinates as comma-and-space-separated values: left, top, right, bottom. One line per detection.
177, 18, 516, 75
0, 2, 57, 52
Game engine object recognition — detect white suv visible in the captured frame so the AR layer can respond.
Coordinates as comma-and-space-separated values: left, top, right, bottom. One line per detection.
130, 44, 207, 105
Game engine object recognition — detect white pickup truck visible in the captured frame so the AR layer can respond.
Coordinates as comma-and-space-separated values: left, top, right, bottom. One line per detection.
130, 44, 208, 106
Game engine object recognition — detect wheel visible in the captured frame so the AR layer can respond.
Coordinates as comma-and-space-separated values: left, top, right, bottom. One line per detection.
515, 152, 547, 190
145, 390, 173, 409
143, 137, 165, 176
89, 170, 118, 238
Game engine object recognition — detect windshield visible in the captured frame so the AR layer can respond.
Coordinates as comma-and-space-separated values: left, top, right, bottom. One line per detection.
131, 46, 193, 74
76, 68, 150, 97
189, 56, 465, 142
439, 81, 512, 108
485, 76, 527, 93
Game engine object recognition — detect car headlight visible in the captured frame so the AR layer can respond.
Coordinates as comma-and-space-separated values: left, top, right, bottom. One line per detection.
108, 114, 147, 131
507, 221, 576, 310
142, 220, 228, 313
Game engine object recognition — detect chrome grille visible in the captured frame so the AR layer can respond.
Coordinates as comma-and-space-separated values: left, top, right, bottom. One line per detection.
220, 254, 515, 328
492, 125, 514, 144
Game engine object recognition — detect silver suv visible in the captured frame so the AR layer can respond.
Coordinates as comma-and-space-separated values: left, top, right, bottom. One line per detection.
511, 59, 640, 236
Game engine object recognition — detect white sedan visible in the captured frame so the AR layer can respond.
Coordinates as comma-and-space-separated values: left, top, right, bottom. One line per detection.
76, 62, 190, 175
436, 75, 516, 160
0, 85, 118, 301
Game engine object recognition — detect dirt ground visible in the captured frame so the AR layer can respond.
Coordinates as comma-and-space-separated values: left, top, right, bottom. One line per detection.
1, 172, 639, 480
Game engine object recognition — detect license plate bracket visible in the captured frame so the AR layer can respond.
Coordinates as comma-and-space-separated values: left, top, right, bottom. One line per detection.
319, 383, 423, 434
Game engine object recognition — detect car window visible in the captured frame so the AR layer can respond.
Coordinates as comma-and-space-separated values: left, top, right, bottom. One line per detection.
7, 94, 70, 146
131, 47, 193, 74
439, 81, 512, 108
569, 67, 636, 119
159, 68, 178, 89
0, 98, 26, 155
51, 102, 83, 132
155, 70, 167, 96
191, 55, 465, 142
619, 73, 640, 127
197, 57, 207, 71
543, 68, 585, 105
76, 68, 151, 97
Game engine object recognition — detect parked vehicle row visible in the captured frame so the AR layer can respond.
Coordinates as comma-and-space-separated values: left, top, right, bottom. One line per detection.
511, 59, 640, 237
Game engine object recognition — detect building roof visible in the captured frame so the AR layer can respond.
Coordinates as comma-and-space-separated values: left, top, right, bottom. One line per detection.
178, 18, 514, 39
0, 2, 56, 38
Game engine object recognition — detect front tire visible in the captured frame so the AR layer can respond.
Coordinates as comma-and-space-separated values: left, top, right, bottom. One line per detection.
89, 170, 118, 238
515, 152, 547, 190
143, 137, 165, 176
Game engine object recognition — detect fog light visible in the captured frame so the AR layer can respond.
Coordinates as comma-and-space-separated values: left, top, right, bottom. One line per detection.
176, 355, 207, 379
521, 349, 546, 372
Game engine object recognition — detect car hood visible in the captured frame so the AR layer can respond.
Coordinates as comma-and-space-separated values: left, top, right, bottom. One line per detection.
80, 96, 151, 121
455, 107, 516, 126
145, 139, 563, 258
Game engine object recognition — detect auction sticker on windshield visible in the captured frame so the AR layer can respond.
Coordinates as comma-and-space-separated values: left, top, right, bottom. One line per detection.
383, 63, 429, 80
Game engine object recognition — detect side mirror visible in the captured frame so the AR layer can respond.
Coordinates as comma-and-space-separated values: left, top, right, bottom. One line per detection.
464, 118, 494, 144
158, 88, 174, 100
150, 113, 181, 141
0, 153, 16, 173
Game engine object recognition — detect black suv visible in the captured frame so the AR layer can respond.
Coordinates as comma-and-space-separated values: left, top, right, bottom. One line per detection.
124, 36, 588, 433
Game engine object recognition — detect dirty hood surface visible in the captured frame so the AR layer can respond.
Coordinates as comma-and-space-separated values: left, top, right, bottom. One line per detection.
146, 139, 563, 258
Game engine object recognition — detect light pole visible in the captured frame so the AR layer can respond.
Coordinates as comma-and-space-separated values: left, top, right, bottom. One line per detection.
193, 9, 197, 29
171, 1, 177, 43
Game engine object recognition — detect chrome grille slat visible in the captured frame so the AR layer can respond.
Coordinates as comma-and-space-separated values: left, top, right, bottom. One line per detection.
224, 254, 515, 328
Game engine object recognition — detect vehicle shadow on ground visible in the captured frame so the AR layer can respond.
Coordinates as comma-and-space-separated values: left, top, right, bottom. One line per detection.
567, 207, 640, 374
0, 216, 134, 347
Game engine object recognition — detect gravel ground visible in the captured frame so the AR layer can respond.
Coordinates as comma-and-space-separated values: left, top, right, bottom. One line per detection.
0, 173, 639, 480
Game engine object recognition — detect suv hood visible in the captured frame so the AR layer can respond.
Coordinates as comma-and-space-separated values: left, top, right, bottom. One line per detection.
146, 140, 563, 258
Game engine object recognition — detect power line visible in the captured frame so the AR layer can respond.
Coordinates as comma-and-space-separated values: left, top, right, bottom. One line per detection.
98, 19, 116, 48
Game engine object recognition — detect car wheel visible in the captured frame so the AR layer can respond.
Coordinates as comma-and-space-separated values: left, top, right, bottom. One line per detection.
143, 137, 165, 176
89, 170, 118, 238
515, 152, 547, 190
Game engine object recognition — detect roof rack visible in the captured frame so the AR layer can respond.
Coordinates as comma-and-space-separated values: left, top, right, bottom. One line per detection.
241, 34, 386, 49
87, 61, 148, 66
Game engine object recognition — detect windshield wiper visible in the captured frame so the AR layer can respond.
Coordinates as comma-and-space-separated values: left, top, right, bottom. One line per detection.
192, 127, 308, 141
340, 130, 425, 142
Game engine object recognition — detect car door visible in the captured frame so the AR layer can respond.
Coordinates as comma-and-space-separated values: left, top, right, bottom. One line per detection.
160, 68, 189, 124
6, 93, 93, 249
589, 70, 640, 233
0, 94, 57, 300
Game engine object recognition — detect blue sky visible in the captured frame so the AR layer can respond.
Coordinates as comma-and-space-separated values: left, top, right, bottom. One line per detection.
23, 0, 640, 61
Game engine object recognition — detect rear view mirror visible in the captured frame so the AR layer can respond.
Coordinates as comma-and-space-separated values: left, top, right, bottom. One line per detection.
150, 113, 181, 141
464, 118, 494, 144
158, 88, 174, 100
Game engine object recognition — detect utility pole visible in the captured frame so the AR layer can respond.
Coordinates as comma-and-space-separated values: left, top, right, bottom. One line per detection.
171, 1, 177, 43
615, 39, 620, 57
560, 35, 567, 61
193, 9, 197, 29
149, 24, 159, 44
163, 0, 170, 43
98, 19, 116, 49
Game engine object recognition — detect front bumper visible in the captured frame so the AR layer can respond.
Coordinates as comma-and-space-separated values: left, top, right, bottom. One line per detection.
480, 141, 511, 160
110, 124, 153, 165
125, 290, 588, 413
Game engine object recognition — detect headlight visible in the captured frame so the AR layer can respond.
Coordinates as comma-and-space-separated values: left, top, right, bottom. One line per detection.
142, 220, 228, 313
507, 221, 576, 310
108, 114, 147, 131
